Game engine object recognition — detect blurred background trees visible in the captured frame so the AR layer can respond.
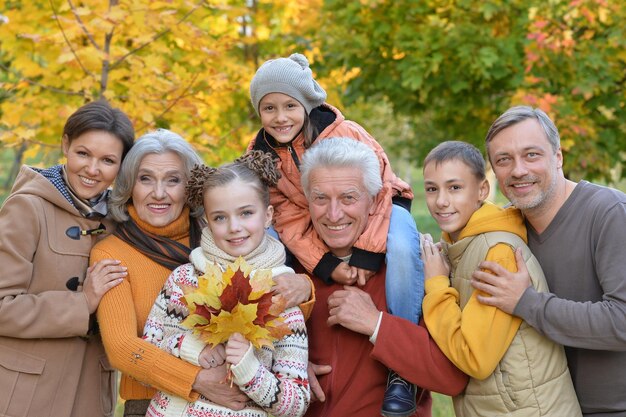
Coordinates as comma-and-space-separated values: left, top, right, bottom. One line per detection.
1, 0, 624, 197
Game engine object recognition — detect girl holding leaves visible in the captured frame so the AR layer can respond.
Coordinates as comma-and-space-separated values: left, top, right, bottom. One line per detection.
142, 151, 310, 417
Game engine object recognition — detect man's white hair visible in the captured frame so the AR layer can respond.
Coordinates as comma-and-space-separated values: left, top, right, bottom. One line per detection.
301, 137, 382, 198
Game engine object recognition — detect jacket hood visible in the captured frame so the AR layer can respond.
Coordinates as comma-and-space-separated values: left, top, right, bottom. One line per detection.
9, 165, 78, 214
443, 201, 527, 243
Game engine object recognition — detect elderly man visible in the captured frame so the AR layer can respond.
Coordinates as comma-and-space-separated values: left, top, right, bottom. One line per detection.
299, 137, 467, 417
472, 106, 626, 416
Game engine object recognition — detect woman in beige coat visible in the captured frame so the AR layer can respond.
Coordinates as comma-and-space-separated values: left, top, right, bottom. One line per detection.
0, 100, 134, 417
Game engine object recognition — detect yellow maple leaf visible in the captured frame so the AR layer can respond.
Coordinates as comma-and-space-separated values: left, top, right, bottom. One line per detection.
198, 302, 260, 347
249, 268, 274, 300
180, 312, 209, 330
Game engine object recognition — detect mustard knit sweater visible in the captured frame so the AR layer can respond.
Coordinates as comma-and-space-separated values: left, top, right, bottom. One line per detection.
92, 205, 200, 401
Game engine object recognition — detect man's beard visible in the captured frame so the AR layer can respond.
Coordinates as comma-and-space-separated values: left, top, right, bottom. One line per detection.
504, 174, 557, 212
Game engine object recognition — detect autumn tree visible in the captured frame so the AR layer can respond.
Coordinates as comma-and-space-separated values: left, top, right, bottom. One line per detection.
315, 0, 625, 182
0, 0, 256, 175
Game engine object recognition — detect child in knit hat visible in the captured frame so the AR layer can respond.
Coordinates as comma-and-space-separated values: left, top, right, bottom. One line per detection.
247, 53, 424, 417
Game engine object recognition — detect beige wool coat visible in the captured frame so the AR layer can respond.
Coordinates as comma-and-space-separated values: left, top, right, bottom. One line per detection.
0, 165, 116, 417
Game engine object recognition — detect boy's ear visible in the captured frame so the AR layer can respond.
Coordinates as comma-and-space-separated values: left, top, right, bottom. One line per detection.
479, 178, 490, 202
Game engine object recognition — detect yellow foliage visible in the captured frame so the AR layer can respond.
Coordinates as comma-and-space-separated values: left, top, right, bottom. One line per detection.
180, 258, 291, 350
0, 0, 353, 172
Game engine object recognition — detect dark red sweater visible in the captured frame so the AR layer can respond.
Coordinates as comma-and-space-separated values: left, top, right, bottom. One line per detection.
304, 266, 468, 417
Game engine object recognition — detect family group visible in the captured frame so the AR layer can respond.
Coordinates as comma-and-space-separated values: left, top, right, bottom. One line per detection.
0, 53, 624, 417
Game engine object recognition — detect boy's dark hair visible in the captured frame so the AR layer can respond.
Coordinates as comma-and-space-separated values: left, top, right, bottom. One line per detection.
63, 100, 135, 159
423, 141, 486, 181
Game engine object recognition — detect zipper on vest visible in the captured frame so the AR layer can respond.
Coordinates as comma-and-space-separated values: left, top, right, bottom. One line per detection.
288, 145, 301, 170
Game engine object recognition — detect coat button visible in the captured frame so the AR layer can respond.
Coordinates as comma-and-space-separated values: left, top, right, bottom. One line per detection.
66, 277, 80, 291
66, 226, 81, 240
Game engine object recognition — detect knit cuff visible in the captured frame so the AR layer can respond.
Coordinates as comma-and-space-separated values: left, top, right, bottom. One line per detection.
151, 356, 200, 401
231, 344, 260, 386
392, 195, 412, 212
313, 252, 343, 285
180, 332, 205, 366
349, 247, 385, 272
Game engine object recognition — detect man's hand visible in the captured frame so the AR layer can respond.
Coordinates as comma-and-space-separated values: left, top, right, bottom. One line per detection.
308, 361, 332, 403
272, 272, 312, 308
327, 286, 380, 336
192, 366, 248, 410
331, 262, 357, 285
471, 248, 531, 314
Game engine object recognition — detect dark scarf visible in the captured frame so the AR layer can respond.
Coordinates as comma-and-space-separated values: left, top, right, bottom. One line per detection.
113, 206, 203, 270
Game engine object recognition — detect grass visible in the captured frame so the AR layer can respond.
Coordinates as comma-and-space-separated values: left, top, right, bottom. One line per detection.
432, 393, 455, 416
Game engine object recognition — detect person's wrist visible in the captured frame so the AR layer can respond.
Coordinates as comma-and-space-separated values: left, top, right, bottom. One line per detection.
369, 311, 384, 344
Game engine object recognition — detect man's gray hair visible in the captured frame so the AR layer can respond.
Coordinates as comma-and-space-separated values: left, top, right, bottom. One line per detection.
485, 106, 561, 154
301, 137, 382, 198
108, 128, 204, 222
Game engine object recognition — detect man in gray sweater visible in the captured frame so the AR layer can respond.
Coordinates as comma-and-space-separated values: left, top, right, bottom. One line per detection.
471, 105, 626, 417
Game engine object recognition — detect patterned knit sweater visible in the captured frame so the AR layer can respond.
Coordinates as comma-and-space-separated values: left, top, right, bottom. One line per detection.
144, 233, 310, 417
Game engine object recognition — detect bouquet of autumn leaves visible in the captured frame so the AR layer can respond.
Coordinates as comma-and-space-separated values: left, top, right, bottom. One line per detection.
180, 257, 292, 352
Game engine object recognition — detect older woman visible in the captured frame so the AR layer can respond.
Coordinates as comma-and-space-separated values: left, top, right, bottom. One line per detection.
0, 100, 134, 417
92, 129, 313, 417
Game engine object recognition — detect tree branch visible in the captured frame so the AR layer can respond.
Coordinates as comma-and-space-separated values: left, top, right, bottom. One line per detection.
135, 72, 200, 132
99, 0, 120, 97
0, 62, 85, 96
110, 1, 205, 70
49, 0, 95, 78
67, 0, 101, 51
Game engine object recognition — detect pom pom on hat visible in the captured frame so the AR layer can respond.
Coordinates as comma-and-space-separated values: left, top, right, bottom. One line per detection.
250, 53, 327, 115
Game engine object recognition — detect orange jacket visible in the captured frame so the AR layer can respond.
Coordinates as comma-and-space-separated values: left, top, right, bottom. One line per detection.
248, 103, 413, 283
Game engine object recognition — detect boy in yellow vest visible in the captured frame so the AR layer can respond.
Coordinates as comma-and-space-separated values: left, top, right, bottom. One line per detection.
420, 140, 580, 417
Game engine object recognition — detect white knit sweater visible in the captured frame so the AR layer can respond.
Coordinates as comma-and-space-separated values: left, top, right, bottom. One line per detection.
142, 259, 310, 417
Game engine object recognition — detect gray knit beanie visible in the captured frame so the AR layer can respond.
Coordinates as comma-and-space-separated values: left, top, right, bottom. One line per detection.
250, 53, 327, 116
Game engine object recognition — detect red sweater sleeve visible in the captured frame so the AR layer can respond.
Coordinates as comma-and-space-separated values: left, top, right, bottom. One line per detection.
371, 314, 468, 396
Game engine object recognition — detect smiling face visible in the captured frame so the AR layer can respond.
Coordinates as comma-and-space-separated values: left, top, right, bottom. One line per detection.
62, 130, 124, 200
131, 152, 187, 227
258, 92, 306, 144
203, 179, 273, 257
307, 166, 375, 257
487, 118, 561, 215
424, 159, 489, 242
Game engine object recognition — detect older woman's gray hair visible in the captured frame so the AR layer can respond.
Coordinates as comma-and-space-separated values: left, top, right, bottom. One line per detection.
300, 137, 382, 199
485, 106, 561, 155
108, 128, 203, 222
